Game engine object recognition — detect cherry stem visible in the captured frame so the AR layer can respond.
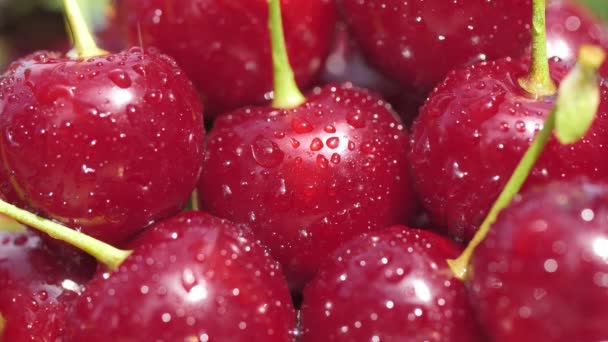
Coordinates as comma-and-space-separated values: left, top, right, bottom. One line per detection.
0, 199, 131, 271
449, 46, 605, 280
0, 313, 4, 338
268, 0, 306, 109
63, 0, 107, 58
518, 0, 556, 97
0, 214, 26, 232
190, 190, 200, 211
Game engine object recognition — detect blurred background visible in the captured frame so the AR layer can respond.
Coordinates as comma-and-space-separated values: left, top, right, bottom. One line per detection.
0, 0, 606, 71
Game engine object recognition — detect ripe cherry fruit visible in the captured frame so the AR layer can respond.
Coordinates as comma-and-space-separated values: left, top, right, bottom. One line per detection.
116, 0, 336, 116
0, 0, 205, 244
198, 0, 416, 291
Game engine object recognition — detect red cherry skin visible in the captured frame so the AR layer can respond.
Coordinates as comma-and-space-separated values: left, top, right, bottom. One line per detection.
0, 48, 205, 244
471, 179, 608, 341
0, 231, 94, 341
338, 0, 532, 93
67, 211, 296, 341
409, 57, 608, 242
116, 0, 336, 116
301, 226, 484, 341
198, 83, 416, 291
546, 1, 608, 68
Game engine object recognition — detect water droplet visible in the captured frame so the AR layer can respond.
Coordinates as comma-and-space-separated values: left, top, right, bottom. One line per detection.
291, 117, 313, 133
515, 120, 526, 132
108, 69, 132, 88
289, 138, 300, 149
310, 138, 324, 151
346, 112, 366, 128
326, 137, 340, 149
250, 136, 284, 168
144, 90, 162, 104
348, 141, 356, 151
317, 155, 329, 169
324, 125, 336, 133
331, 153, 341, 164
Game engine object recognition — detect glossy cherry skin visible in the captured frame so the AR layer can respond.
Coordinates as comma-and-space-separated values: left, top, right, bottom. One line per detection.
546, 1, 608, 69
301, 225, 484, 341
471, 179, 608, 341
0, 48, 205, 244
409, 57, 608, 242
339, 0, 531, 93
198, 83, 416, 291
116, 0, 336, 116
0, 230, 95, 341
67, 211, 296, 341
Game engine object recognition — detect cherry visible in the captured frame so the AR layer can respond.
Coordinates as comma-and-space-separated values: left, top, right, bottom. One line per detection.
409, 0, 608, 242
0, 230, 95, 341
339, 0, 532, 94
301, 226, 484, 341
0, 0, 205, 244
546, 0, 608, 68
116, 0, 336, 117
470, 178, 608, 341
66, 211, 296, 341
198, 0, 415, 291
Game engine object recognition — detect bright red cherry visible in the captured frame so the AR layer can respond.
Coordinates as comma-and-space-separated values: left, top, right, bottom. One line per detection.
198, 83, 415, 290
0, 230, 95, 341
339, 0, 532, 93
0, 47, 204, 245
301, 226, 483, 341
116, 0, 336, 116
471, 179, 608, 341
67, 211, 297, 341
546, 1, 608, 68
409, 56, 608, 242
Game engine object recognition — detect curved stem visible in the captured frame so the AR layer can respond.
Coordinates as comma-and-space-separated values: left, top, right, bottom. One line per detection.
0, 199, 130, 271
268, 0, 306, 109
448, 109, 557, 280
518, 0, 556, 97
63, 0, 107, 58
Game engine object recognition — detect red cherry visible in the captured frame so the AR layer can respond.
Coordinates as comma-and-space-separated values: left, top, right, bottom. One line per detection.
67, 211, 296, 341
409, 57, 608, 242
198, 83, 416, 290
471, 179, 608, 341
0, 230, 94, 341
0, 48, 205, 244
546, 1, 608, 67
301, 226, 484, 341
116, 0, 336, 116
339, 0, 532, 93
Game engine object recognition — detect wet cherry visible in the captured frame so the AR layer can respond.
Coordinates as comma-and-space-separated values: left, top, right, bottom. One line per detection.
339, 0, 532, 94
301, 226, 484, 341
471, 179, 608, 341
66, 211, 296, 341
116, 0, 336, 116
0, 230, 95, 341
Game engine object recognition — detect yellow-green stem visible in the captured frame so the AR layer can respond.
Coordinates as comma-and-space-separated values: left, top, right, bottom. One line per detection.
448, 109, 557, 280
518, 0, 556, 97
63, 0, 107, 58
0, 199, 131, 270
190, 190, 200, 211
268, 0, 306, 109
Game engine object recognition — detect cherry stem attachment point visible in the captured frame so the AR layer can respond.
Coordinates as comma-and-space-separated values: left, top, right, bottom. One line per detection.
63, 0, 107, 58
0, 199, 131, 271
518, 0, 557, 97
268, 0, 306, 109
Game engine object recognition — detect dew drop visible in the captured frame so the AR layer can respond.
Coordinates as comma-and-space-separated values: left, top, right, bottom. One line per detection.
108, 69, 132, 89
346, 111, 365, 128
326, 137, 340, 149
317, 155, 329, 169
250, 136, 284, 168
310, 138, 324, 151
291, 117, 313, 133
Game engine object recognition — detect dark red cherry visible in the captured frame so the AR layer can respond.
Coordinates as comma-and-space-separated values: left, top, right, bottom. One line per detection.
471, 179, 608, 341
116, 0, 336, 116
198, 83, 416, 291
0, 230, 95, 341
301, 226, 484, 341
0, 48, 205, 244
339, 0, 532, 93
409, 57, 608, 242
67, 211, 296, 341
546, 1, 608, 69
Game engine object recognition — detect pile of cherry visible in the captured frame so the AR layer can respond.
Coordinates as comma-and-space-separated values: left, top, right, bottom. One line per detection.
1, 0, 608, 341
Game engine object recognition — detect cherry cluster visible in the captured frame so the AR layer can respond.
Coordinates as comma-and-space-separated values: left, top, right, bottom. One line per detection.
1, 0, 608, 341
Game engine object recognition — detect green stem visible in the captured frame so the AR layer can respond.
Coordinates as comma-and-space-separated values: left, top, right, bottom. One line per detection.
63, 0, 107, 58
518, 0, 556, 97
0, 199, 131, 270
448, 109, 557, 280
268, 0, 306, 109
